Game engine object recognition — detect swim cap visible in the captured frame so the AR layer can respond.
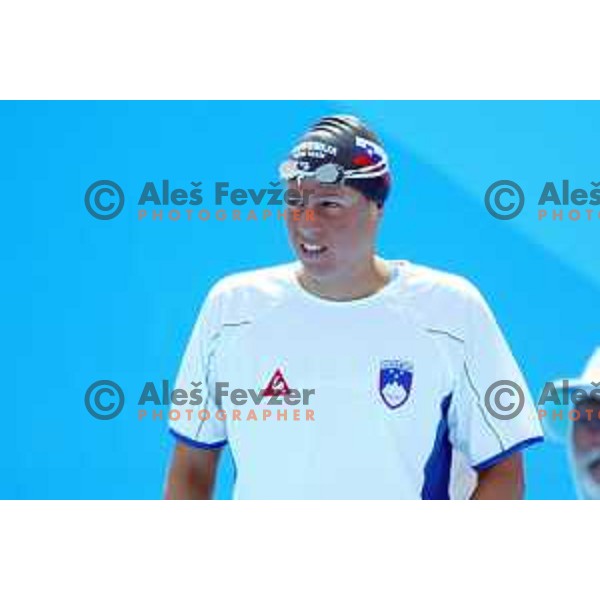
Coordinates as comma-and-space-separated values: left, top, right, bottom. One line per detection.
280, 114, 391, 208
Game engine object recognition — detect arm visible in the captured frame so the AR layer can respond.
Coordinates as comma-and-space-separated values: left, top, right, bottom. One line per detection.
448, 279, 543, 498
470, 452, 524, 500
164, 442, 221, 500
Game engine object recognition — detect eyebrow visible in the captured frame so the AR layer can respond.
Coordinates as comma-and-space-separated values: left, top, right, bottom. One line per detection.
311, 193, 355, 203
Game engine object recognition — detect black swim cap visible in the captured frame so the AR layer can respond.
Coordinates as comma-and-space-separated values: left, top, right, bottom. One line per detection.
282, 114, 391, 208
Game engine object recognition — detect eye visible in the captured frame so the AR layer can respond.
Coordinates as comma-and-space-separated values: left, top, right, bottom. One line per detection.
320, 199, 343, 209
286, 197, 303, 208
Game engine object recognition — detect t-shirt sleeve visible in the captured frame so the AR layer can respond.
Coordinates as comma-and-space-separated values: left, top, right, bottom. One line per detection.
169, 285, 228, 449
447, 283, 543, 471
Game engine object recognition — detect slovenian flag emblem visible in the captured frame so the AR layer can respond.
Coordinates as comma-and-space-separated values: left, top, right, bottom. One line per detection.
352, 135, 385, 167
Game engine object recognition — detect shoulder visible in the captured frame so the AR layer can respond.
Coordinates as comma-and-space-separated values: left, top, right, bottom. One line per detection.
201, 262, 298, 322
208, 262, 297, 299
393, 260, 493, 337
397, 260, 486, 307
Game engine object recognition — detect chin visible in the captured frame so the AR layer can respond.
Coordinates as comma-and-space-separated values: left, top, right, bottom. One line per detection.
298, 259, 337, 279
294, 248, 337, 276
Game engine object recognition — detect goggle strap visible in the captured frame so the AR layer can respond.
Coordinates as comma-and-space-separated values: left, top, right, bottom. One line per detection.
279, 160, 388, 182
344, 162, 389, 179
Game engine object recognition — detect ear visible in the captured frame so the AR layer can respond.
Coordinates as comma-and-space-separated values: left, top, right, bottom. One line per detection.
368, 200, 383, 220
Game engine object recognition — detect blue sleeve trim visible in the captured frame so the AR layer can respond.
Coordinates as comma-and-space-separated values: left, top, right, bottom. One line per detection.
473, 436, 544, 472
169, 428, 228, 450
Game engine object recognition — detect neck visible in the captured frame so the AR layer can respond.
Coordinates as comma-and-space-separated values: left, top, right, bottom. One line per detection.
297, 256, 392, 301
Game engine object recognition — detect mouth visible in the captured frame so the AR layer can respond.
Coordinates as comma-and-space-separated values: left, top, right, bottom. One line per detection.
299, 242, 328, 259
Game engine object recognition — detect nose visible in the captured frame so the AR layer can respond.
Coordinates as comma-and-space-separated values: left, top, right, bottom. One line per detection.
588, 427, 600, 444
577, 426, 600, 452
294, 206, 324, 240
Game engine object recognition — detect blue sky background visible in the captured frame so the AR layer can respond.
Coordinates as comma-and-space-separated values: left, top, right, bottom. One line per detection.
1, 101, 598, 499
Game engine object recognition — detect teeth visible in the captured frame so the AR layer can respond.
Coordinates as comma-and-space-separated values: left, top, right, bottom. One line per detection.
301, 243, 325, 252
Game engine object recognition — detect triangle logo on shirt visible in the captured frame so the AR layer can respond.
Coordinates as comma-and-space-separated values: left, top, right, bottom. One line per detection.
262, 368, 292, 397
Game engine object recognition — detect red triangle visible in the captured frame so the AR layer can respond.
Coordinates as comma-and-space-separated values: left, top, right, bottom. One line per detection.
263, 368, 292, 397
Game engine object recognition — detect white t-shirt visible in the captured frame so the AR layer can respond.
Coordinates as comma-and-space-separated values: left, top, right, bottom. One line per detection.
169, 260, 543, 499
